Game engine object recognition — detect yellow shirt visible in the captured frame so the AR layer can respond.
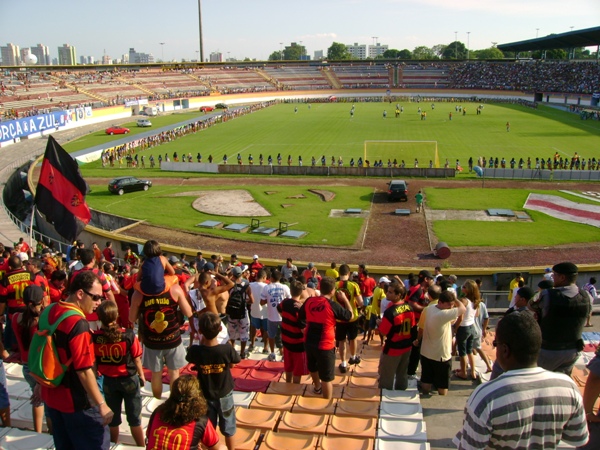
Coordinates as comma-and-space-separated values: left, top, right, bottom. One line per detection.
334, 280, 361, 322
418, 300, 439, 330
371, 286, 385, 316
325, 268, 339, 279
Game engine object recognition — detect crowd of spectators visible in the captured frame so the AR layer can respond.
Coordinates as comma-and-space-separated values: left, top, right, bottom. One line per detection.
448, 60, 600, 94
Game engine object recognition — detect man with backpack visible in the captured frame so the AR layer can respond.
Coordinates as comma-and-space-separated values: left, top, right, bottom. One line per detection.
334, 264, 363, 373
226, 266, 254, 359
36, 270, 113, 450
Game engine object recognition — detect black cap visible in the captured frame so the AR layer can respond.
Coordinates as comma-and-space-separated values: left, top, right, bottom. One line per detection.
538, 279, 554, 289
419, 270, 433, 279
23, 285, 44, 305
517, 286, 534, 301
552, 262, 578, 275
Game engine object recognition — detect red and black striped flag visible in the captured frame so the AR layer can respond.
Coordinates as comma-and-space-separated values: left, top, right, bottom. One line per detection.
34, 135, 91, 241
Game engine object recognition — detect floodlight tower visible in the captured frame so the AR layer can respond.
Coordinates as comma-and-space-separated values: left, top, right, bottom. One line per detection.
466, 32, 470, 59
159, 42, 165, 61
198, 0, 204, 62
454, 31, 458, 59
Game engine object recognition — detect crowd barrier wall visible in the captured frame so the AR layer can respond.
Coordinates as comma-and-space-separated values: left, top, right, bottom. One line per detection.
482, 168, 600, 181
215, 165, 456, 178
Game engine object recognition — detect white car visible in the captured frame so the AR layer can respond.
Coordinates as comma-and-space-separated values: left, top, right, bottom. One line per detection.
137, 119, 152, 127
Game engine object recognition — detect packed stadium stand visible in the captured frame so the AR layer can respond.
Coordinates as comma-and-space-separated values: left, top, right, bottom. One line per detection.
2, 60, 600, 119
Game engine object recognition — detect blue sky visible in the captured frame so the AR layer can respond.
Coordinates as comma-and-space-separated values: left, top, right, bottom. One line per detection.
1, 0, 598, 62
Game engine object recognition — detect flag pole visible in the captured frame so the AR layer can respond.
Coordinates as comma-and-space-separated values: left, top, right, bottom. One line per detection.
29, 204, 36, 250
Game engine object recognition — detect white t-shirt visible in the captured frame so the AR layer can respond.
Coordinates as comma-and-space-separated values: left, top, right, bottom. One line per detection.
421, 305, 459, 362
461, 299, 476, 327
249, 281, 268, 319
261, 282, 291, 322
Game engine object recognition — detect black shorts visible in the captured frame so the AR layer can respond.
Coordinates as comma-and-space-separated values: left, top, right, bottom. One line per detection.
335, 320, 359, 342
305, 347, 336, 382
420, 355, 452, 390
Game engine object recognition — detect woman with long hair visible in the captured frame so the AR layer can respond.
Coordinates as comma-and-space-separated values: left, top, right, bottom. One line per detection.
12, 285, 46, 432
145, 375, 222, 450
93, 301, 145, 446
453, 279, 478, 380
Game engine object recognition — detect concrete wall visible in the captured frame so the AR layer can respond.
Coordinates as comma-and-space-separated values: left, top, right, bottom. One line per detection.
217, 165, 456, 178
482, 168, 600, 181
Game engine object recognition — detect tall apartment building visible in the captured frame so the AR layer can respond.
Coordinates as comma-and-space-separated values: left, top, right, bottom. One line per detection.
314, 50, 324, 60
30, 44, 51, 65
128, 48, 155, 64
368, 43, 388, 58
209, 51, 223, 62
1, 43, 20, 65
346, 43, 367, 59
58, 44, 77, 65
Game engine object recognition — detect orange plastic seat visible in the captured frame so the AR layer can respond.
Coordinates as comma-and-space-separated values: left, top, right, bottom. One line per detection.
261, 430, 319, 450
299, 374, 314, 384
250, 392, 297, 411
318, 435, 374, 450
303, 384, 343, 399
348, 376, 378, 389
217, 427, 260, 450
278, 411, 329, 435
330, 374, 350, 386
571, 366, 589, 388
335, 399, 379, 418
235, 406, 280, 431
266, 381, 307, 396
327, 415, 376, 438
292, 396, 336, 415
352, 364, 379, 378
343, 386, 381, 402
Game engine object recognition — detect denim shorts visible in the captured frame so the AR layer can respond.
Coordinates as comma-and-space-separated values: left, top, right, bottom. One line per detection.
456, 325, 475, 357
250, 316, 268, 331
102, 375, 142, 427
206, 390, 236, 437
267, 320, 281, 339
142, 344, 187, 372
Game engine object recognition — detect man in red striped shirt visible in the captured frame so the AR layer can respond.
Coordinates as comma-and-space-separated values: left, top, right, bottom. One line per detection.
277, 280, 308, 384
299, 277, 352, 399
378, 282, 416, 390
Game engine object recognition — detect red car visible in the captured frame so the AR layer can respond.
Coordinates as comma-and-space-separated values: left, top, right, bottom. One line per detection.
105, 126, 130, 135
200, 106, 215, 112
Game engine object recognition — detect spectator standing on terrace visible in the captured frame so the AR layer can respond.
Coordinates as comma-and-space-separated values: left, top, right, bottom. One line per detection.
529, 262, 591, 376
261, 269, 290, 362
335, 264, 363, 373
584, 277, 598, 328
454, 312, 588, 449
418, 290, 465, 396
299, 277, 352, 399
277, 280, 308, 384
281, 258, 297, 281
377, 282, 415, 390
249, 269, 269, 354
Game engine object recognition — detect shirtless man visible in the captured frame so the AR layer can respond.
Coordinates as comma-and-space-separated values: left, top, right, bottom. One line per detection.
197, 270, 234, 343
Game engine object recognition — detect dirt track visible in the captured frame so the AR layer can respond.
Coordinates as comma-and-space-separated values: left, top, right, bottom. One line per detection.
90, 176, 600, 269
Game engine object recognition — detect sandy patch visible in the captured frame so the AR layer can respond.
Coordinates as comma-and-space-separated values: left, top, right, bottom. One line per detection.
309, 189, 336, 202
169, 190, 271, 217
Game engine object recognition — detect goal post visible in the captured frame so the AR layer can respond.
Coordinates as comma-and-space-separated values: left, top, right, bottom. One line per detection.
363, 140, 439, 168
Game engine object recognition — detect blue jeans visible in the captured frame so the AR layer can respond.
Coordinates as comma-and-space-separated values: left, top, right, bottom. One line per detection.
0, 359, 9, 410
47, 405, 110, 450
206, 390, 236, 437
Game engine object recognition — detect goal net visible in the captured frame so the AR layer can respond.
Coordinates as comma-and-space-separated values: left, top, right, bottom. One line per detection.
364, 140, 439, 168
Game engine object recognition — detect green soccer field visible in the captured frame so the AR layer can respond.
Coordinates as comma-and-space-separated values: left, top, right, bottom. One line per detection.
77, 101, 600, 178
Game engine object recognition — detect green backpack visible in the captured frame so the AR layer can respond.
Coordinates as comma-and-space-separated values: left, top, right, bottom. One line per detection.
28, 303, 85, 388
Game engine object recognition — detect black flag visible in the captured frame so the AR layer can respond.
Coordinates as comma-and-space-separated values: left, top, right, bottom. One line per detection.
34, 135, 91, 241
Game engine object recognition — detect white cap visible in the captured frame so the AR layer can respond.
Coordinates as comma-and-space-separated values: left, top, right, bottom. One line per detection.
253, 254, 259, 260
379, 276, 391, 284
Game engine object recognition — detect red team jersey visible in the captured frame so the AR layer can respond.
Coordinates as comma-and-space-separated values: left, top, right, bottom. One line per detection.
92, 328, 142, 377
146, 407, 219, 450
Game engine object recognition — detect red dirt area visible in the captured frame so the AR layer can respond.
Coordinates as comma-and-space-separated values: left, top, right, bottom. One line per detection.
93, 177, 600, 269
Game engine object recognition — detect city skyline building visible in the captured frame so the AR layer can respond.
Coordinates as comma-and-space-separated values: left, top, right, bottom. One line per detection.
57, 43, 77, 65
30, 43, 51, 65
1, 43, 21, 65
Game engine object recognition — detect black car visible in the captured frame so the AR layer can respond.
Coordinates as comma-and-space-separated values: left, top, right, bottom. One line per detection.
108, 176, 152, 195
387, 179, 408, 201
215, 103, 229, 109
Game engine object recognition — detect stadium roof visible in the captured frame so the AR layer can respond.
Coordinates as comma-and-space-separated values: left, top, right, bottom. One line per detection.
498, 26, 600, 53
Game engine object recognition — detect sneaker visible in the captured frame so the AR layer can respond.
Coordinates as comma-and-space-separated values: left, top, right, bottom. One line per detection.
338, 363, 347, 374
247, 344, 254, 352
268, 353, 276, 362
262, 347, 270, 354
408, 374, 419, 381
349, 356, 361, 365
240, 352, 246, 360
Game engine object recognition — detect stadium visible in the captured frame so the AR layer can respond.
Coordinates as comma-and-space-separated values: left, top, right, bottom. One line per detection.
1, 26, 600, 450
